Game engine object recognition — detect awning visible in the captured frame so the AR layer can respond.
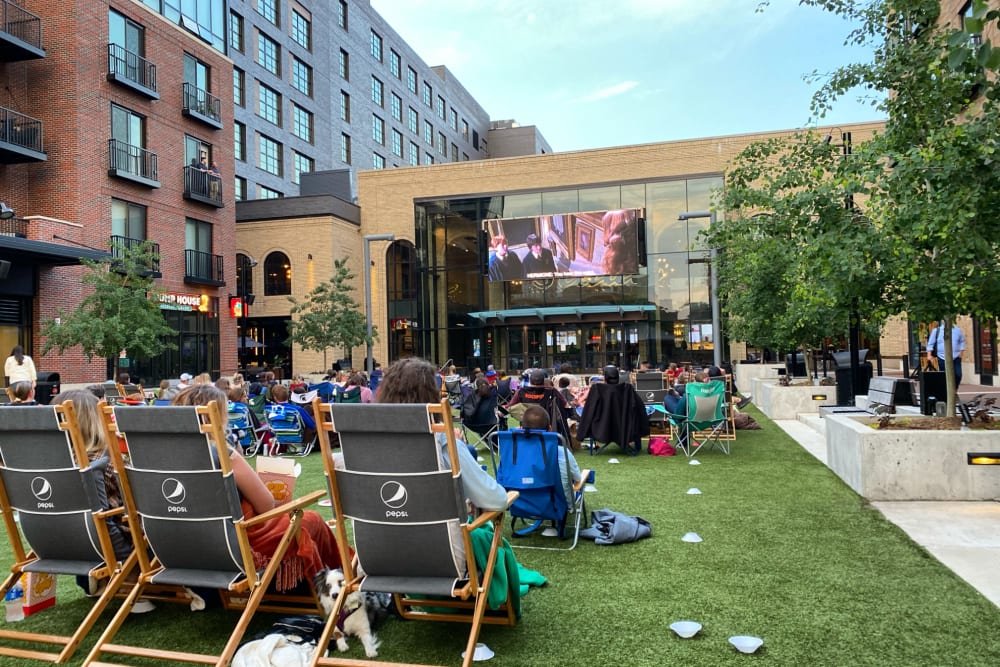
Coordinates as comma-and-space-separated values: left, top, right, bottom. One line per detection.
467, 304, 656, 324
0, 235, 109, 266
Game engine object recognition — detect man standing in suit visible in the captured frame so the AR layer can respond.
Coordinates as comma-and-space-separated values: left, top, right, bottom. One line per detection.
522, 233, 557, 277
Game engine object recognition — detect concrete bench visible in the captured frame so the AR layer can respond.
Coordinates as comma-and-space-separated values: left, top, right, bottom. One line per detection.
865, 377, 916, 413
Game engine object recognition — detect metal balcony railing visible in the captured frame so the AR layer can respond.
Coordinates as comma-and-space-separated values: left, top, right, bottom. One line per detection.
0, 105, 43, 153
185, 249, 224, 285
183, 164, 223, 207
0, 0, 43, 57
182, 82, 222, 127
0, 216, 27, 237
107, 43, 157, 97
108, 138, 159, 186
110, 235, 160, 275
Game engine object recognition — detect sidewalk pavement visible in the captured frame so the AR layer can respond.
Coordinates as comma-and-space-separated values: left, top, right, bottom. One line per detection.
774, 417, 1000, 610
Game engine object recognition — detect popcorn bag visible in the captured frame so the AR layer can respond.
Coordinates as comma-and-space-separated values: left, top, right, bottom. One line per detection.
255, 457, 301, 505
22, 572, 56, 616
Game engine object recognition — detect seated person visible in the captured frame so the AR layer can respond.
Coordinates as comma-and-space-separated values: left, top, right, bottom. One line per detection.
663, 371, 708, 416
268, 383, 317, 444
7, 380, 37, 405
520, 405, 581, 505
508, 369, 571, 418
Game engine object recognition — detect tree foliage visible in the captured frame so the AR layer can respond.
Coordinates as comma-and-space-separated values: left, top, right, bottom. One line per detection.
285, 257, 374, 368
41, 242, 176, 362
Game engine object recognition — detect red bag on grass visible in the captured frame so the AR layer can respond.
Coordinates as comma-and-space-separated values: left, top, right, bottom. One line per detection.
648, 435, 675, 456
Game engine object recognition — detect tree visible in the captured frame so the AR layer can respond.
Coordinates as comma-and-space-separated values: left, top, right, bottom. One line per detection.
41, 241, 176, 364
286, 257, 374, 370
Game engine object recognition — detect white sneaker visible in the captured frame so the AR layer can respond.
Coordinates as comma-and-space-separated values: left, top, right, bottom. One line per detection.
130, 599, 156, 614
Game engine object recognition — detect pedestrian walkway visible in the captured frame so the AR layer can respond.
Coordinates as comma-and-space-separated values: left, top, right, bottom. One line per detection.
774, 414, 1000, 609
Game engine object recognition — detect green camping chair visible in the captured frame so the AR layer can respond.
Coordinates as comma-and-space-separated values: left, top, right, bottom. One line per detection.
668, 381, 729, 456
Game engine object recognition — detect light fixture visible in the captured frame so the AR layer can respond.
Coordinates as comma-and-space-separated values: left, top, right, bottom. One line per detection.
968, 453, 1000, 465
0, 202, 14, 219
811, 394, 828, 401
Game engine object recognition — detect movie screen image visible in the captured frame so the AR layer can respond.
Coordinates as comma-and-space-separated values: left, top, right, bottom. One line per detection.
484, 208, 645, 281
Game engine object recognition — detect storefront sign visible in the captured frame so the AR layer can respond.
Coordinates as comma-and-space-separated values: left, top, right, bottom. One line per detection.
159, 292, 210, 312
230, 297, 244, 318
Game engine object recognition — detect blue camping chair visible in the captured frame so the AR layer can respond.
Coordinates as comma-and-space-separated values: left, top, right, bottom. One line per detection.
490, 428, 591, 550
264, 403, 315, 456
227, 400, 268, 456
664, 381, 729, 456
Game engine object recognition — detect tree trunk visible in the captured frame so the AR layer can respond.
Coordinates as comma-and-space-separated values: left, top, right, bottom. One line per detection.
943, 317, 956, 417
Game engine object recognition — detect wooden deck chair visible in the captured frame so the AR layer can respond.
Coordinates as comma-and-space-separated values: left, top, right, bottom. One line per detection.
0, 402, 138, 663
312, 398, 519, 667
489, 428, 591, 551
83, 401, 324, 667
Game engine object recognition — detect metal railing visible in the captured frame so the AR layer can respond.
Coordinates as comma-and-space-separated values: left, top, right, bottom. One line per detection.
182, 82, 221, 124
108, 43, 157, 93
185, 249, 224, 283
110, 235, 160, 274
0, 105, 43, 153
183, 164, 223, 205
0, 0, 42, 51
108, 138, 158, 183
0, 216, 27, 237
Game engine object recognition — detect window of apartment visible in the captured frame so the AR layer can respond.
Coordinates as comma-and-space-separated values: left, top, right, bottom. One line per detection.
451, 142, 458, 162
264, 251, 291, 293
339, 49, 349, 81
462, 152, 469, 161
112, 198, 146, 240
340, 90, 351, 122
109, 9, 145, 58
229, 10, 244, 52
292, 57, 312, 96
257, 83, 281, 125
292, 104, 313, 143
406, 66, 417, 93
233, 68, 245, 106
436, 95, 445, 120
438, 132, 446, 156
341, 133, 351, 164
371, 76, 383, 107
389, 49, 400, 78
461, 119, 469, 141
259, 185, 282, 199
185, 218, 213, 255
449, 107, 458, 131
338, 0, 348, 30
111, 103, 145, 149
472, 129, 480, 150
234, 122, 246, 160
372, 114, 385, 145
257, 33, 280, 76
422, 81, 432, 107
235, 176, 247, 201
407, 107, 418, 133
423, 152, 434, 165
408, 141, 418, 166
184, 135, 212, 170
183, 53, 210, 95
293, 151, 314, 184
256, 0, 278, 25
291, 10, 311, 50
391, 129, 403, 157
370, 29, 382, 61
423, 119, 433, 145
390, 93, 402, 121
373, 152, 385, 169
962, 1, 983, 46
259, 134, 282, 175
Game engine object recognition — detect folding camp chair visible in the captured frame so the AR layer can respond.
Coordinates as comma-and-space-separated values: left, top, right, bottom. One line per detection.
0, 402, 138, 663
265, 403, 316, 456
576, 382, 649, 456
461, 387, 501, 450
444, 375, 464, 409
84, 402, 325, 667
227, 400, 268, 456
312, 398, 519, 667
334, 385, 362, 403
490, 428, 591, 550
667, 381, 730, 456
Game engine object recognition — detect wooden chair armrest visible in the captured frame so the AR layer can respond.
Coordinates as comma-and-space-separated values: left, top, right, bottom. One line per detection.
244, 489, 326, 527
467, 491, 519, 530
94, 505, 126, 521
573, 470, 592, 494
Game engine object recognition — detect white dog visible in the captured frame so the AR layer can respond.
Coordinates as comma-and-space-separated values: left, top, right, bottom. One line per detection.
314, 568, 380, 658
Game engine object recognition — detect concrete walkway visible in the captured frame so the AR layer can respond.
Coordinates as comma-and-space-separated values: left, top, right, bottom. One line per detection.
774, 417, 1000, 609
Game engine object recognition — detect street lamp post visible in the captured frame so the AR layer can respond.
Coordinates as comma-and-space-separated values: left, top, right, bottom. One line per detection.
239, 256, 258, 372
679, 211, 722, 368
363, 234, 395, 377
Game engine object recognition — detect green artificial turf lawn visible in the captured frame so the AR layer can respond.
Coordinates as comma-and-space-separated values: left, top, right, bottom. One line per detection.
2, 407, 1000, 666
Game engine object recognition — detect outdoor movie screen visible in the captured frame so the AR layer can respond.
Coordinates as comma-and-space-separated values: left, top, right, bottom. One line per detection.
484, 208, 645, 281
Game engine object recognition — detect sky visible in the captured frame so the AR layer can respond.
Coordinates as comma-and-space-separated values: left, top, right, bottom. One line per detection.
368, 0, 884, 153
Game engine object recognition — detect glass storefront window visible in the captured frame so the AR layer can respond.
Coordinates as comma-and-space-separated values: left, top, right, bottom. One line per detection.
579, 186, 621, 213
541, 190, 578, 215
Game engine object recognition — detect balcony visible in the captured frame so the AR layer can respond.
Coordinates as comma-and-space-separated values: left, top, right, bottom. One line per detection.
0, 1, 44, 61
108, 139, 159, 188
0, 216, 27, 237
0, 106, 45, 163
110, 235, 161, 278
185, 249, 224, 286
183, 164, 224, 207
107, 43, 158, 99
182, 82, 222, 129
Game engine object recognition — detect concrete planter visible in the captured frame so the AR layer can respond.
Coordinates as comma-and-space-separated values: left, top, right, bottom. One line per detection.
752, 378, 837, 421
825, 414, 1000, 501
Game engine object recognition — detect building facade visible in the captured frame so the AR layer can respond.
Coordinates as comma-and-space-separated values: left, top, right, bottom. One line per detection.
0, 0, 235, 386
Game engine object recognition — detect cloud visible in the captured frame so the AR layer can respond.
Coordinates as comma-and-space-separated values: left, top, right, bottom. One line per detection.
575, 81, 640, 103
